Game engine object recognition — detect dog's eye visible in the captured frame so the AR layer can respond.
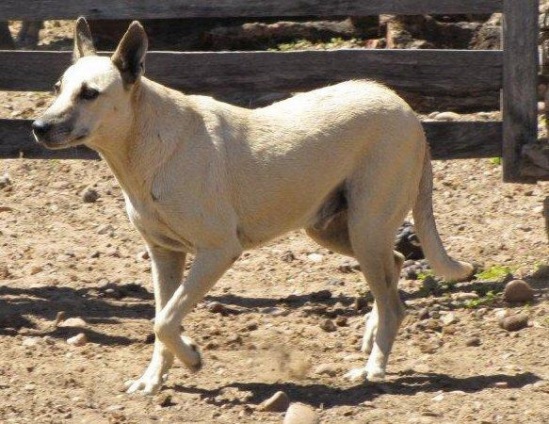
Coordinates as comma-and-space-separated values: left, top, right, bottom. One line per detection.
80, 87, 100, 101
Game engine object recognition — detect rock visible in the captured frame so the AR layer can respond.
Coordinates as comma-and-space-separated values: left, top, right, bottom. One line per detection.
81, 187, 99, 203
22, 337, 41, 347
281, 250, 296, 262
418, 308, 430, 320
67, 333, 88, 346
0, 173, 11, 189
503, 280, 534, 303
136, 249, 150, 261
314, 363, 339, 377
335, 316, 348, 327
307, 253, 324, 263
59, 317, 87, 328
29, 265, 43, 275
465, 337, 482, 347
260, 391, 290, 412
494, 381, 509, 389
156, 393, 173, 407
422, 276, 438, 292
441, 312, 459, 326
434, 111, 461, 121
261, 306, 289, 317
500, 314, 529, 332
319, 319, 337, 332
207, 301, 226, 314
283, 403, 319, 424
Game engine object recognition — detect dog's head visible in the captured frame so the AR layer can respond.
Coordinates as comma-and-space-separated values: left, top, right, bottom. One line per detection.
32, 17, 148, 149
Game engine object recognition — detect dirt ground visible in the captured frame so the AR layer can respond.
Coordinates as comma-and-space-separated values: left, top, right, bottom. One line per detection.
1, 18, 549, 424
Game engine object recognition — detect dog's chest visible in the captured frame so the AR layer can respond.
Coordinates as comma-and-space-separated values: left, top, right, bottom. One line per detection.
124, 194, 195, 252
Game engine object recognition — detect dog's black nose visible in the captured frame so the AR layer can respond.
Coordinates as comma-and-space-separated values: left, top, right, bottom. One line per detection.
32, 119, 52, 136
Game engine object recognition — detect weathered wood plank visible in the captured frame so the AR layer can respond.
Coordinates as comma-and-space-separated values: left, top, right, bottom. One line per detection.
0, 50, 503, 95
502, 0, 539, 182
0, 119, 502, 160
0, 1, 503, 20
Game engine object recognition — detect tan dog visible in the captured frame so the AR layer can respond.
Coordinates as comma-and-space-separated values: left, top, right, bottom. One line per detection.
33, 18, 473, 394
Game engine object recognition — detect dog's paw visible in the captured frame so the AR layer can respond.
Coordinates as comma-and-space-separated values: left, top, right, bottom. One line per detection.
344, 367, 368, 382
181, 335, 203, 372
125, 374, 166, 395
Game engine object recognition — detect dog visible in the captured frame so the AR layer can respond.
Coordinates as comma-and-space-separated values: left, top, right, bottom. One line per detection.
32, 18, 474, 395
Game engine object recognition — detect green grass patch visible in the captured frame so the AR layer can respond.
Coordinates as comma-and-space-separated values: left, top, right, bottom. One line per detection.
465, 290, 498, 308
475, 265, 512, 281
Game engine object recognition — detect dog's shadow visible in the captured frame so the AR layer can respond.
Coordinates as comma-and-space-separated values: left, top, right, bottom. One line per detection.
173, 371, 541, 408
0, 283, 154, 344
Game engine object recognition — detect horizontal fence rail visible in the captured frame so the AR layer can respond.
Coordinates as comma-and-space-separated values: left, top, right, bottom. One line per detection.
0, 1, 503, 20
0, 50, 503, 94
0, 119, 502, 161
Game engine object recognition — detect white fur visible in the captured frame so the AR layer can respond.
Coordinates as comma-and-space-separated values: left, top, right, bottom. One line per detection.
34, 19, 474, 395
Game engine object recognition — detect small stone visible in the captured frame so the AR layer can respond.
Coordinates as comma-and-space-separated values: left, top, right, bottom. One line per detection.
136, 249, 150, 261
434, 111, 461, 121
29, 265, 43, 275
261, 307, 289, 316
82, 187, 99, 203
307, 253, 324, 263
0, 173, 12, 189
22, 337, 41, 347
283, 403, 319, 424
422, 276, 438, 292
59, 317, 87, 328
503, 280, 534, 303
465, 337, 482, 347
441, 312, 459, 326
314, 363, 339, 377
319, 319, 337, 332
494, 381, 509, 389
156, 393, 173, 407
260, 391, 290, 412
418, 308, 430, 320
432, 393, 445, 402
335, 316, 348, 327
281, 250, 296, 262
207, 301, 226, 314
500, 314, 529, 332
67, 333, 87, 346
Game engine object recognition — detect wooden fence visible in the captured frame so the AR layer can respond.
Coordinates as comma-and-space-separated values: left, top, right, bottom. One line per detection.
0, 0, 543, 182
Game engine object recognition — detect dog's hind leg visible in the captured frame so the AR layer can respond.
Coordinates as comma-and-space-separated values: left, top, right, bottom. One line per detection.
126, 246, 186, 395
154, 241, 242, 374
306, 211, 404, 357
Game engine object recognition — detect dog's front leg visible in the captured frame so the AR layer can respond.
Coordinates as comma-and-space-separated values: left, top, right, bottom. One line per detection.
126, 245, 186, 395
154, 242, 242, 373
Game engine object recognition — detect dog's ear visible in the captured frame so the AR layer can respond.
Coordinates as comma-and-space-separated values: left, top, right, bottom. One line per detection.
111, 21, 148, 86
73, 17, 96, 62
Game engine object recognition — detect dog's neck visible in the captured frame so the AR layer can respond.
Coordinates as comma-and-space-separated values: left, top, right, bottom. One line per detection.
89, 78, 196, 200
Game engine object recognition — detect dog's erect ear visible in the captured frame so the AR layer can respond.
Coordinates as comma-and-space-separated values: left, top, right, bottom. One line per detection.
73, 17, 96, 62
111, 21, 148, 86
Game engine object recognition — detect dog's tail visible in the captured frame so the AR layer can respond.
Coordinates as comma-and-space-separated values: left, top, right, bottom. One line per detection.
412, 148, 474, 281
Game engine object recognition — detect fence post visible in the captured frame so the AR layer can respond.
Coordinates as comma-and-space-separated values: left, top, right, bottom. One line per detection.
502, 0, 539, 182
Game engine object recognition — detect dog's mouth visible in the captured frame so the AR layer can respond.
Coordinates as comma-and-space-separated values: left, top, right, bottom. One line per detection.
33, 128, 89, 150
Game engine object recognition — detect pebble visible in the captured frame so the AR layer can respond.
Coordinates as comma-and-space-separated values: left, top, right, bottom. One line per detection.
434, 111, 461, 121
500, 314, 529, 332
281, 250, 296, 262
136, 249, 150, 261
314, 363, 339, 377
422, 276, 438, 292
307, 253, 324, 263
207, 301, 226, 314
319, 319, 337, 332
283, 403, 319, 424
0, 173, 11, 189
465, 337, 482, 347
156, 393, 173, 407
54, 311, 66, 326
81, 187, 99, 203
22, 337, 41, 347
494, 381, 509, 389
260, 391, 290, 412
354, 297, 368, 311
335, 316, 348, 327
441, 312, 459, 326
59, 317, 87, 327
67, 333, 88, 346
503, 280, 534, 303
